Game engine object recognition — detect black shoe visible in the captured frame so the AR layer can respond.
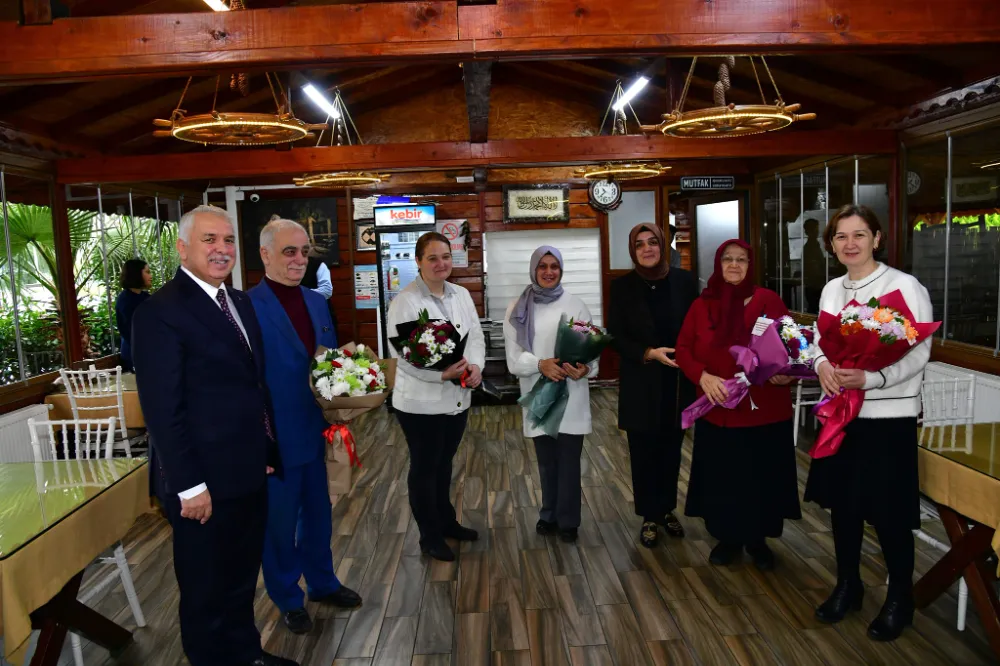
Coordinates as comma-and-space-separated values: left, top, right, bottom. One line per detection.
745, 542, 776, 572
559, 528, 578, 543
536, 519, 558, 536
281, 608, 312, 635
443, 524, 480, 542
640, 521, 659, 548
815, 579, 864, 624
420, 540, 456, 562
867, 595, 914, 641
661, 513, 685, 538
709, 542, 742, 566
309, 585, 362, 609
249, 652, 299, 666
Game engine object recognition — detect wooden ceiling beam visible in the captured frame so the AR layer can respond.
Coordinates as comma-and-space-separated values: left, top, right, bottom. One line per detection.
764, 56, 900, 108
462, 61, 492, 144
3, 1, 1000, 83
55, 129, 897, 184
0, 82, 89, 118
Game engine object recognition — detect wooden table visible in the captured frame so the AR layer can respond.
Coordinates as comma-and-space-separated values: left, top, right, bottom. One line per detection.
914, 422, 1000, 660
0, 458, 151, 665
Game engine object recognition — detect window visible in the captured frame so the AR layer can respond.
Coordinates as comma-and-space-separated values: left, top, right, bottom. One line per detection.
759, 177, 780, 297
905, 139, 949, 341
0, 172, 66, 385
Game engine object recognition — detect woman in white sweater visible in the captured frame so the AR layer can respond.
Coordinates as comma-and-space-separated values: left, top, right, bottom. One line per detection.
804, 205, 932, 643
504, 246, 597, 543
388, 232, 486, 563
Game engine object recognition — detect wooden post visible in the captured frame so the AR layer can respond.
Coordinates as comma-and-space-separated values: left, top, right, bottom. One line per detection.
51, 183, 83, 367
462, 61, 493, 144
19, 0, 52, 25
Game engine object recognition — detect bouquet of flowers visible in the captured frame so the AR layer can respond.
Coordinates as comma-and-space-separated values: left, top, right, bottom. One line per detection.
310, 342, 396, 495
519, 315, 613, 438
809, 289, 940, 459
389, 309, 500, 397
681, 316, 820, 429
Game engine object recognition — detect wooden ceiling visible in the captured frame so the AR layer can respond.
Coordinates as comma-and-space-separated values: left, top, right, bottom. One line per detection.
3, 50, 999, 161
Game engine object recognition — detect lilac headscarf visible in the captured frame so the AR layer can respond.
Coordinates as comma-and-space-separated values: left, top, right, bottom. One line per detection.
509, 246, 564, 352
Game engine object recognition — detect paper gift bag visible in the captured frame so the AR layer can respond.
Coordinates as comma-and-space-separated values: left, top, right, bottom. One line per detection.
326, 430, 354, 497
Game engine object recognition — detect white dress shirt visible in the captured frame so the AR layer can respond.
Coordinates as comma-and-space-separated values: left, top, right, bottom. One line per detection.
314, 262, 334, 299
386, 276, 486, 416
176, 266, 250, 500
503, 292, 598, 437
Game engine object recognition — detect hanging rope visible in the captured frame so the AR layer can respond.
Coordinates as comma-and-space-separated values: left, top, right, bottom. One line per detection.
713, 55, 735, 106
749, 56, 767, 105
676, 57, 698, 113
265, 72, 283, 113
760, 56, 785, 104
171, 77, 193, 121
211, 75, 220, 113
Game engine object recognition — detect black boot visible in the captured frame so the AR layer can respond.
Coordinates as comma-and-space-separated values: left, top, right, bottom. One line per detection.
815, 578, 864, 624
867, 592, 914, 641
708, 542, 743, 566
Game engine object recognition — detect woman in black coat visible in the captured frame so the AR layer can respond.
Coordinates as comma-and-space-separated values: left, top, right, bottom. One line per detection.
608, 223, 698, 547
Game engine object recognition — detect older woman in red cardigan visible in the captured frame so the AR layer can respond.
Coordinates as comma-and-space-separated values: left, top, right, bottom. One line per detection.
675, 239, 801, 570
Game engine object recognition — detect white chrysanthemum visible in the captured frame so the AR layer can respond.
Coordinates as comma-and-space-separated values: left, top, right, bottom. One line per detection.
341, 358, 356, 372
315, 376, 334, 400
349, 386, 367, 397
419, 330, 436, 346
861, 318, 880, 331
332, 381, 350, 396
315, 353, 328, 364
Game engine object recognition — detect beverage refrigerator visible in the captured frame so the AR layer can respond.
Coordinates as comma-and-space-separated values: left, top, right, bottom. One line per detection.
372, 203, 437, 356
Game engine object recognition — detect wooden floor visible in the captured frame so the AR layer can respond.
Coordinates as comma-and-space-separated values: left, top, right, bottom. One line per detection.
61, 389, 997, 666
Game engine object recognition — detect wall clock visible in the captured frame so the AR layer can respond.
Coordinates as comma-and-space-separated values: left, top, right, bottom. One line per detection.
907, 171, 921, 196
588, 179, 622, 211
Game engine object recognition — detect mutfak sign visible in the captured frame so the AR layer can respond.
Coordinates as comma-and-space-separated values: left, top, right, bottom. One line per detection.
680, 176, 735, 191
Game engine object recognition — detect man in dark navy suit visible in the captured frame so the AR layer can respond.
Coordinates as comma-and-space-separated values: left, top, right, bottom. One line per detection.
132, 205, 297, 666
249, 218, 362, 634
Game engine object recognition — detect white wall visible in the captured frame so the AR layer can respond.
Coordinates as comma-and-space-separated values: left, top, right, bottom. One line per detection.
483, 228, 603, 326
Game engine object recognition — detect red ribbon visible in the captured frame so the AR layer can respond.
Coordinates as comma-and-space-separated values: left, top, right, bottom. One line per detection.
809, 388, 865, 459
324, 423, 362, 468
460, 368, 470, 389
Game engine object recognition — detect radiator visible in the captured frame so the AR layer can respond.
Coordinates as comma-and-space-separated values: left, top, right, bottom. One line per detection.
925, 362, 1000, 425
0, 404, 53, 462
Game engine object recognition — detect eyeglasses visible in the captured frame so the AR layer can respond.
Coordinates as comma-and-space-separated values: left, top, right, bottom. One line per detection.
721, 256, 749, 265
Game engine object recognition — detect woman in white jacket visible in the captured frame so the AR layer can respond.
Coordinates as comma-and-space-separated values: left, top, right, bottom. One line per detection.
504, 246, 597, 543
804, 205, 932, 643
388, 232, 486, 563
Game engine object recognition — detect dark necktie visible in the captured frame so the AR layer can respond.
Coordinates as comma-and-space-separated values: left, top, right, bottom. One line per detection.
216, 288, 275, 441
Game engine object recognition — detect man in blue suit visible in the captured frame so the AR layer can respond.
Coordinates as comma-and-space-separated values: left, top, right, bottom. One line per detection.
133, 205, 295, 666
249, 217, 362, 634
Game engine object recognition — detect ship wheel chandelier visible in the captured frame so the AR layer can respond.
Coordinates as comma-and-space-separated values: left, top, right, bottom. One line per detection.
153, 73, 326, 147
575, 79, 669, 182
293, 87, 389, 189
641, 56, 816, 138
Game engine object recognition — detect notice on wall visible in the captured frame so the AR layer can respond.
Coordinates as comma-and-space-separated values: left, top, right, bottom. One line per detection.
353, 196, 379, 221
436, 219, 468, 268
354, 264, 379, 310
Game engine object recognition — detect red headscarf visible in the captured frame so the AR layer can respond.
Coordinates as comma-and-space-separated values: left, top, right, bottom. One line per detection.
702, 239, 756, 347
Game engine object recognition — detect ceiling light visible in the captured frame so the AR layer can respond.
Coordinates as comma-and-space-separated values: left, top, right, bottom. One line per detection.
302, 84, 342, 120
202, 0, 230, 10
612, 76, 650, 112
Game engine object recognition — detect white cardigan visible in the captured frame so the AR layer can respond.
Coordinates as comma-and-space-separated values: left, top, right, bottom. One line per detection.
503, 292, 598, 438
387, 276, 486, 416
814, 264, 933, 419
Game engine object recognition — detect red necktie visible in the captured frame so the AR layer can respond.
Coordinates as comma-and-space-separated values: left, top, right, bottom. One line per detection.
216, 288, 275, 441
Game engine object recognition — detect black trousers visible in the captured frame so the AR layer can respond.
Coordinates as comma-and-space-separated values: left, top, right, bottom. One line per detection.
832, 508, 915, 599
626, 428, 684, 521
532, 433, 584, 529
164, 487, 267, 666
396, 409, 469, 545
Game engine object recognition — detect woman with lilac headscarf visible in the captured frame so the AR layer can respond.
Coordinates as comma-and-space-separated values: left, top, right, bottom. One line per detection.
503, 246, 596, 543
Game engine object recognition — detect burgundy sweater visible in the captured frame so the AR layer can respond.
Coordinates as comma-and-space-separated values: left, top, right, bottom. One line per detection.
265, 276, 316, 355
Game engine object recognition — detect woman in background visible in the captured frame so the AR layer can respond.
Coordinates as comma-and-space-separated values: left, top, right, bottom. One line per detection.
805, 205, 932, 642
608, 223, 697, 547
504, 246, 596, 543
115, 258, 152, 372
675, 239, 800, 571
387, 231, 486, 563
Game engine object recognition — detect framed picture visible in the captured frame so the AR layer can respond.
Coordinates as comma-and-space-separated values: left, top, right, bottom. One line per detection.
952, 176, 997, 203
355, 222, 376, 251
503, 184, 571, 223
241, 197, 340, 269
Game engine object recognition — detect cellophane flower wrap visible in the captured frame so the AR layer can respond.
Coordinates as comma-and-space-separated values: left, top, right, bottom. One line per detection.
809, 289, 940, 459
389, 308, 500, 397
310, 342, 396, 475
518, 316, 613, 438
681, 317, 819, 429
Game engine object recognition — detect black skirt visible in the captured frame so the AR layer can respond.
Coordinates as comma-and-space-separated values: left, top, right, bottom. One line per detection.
804, 416, 920, 529
684, 419, 802, 543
